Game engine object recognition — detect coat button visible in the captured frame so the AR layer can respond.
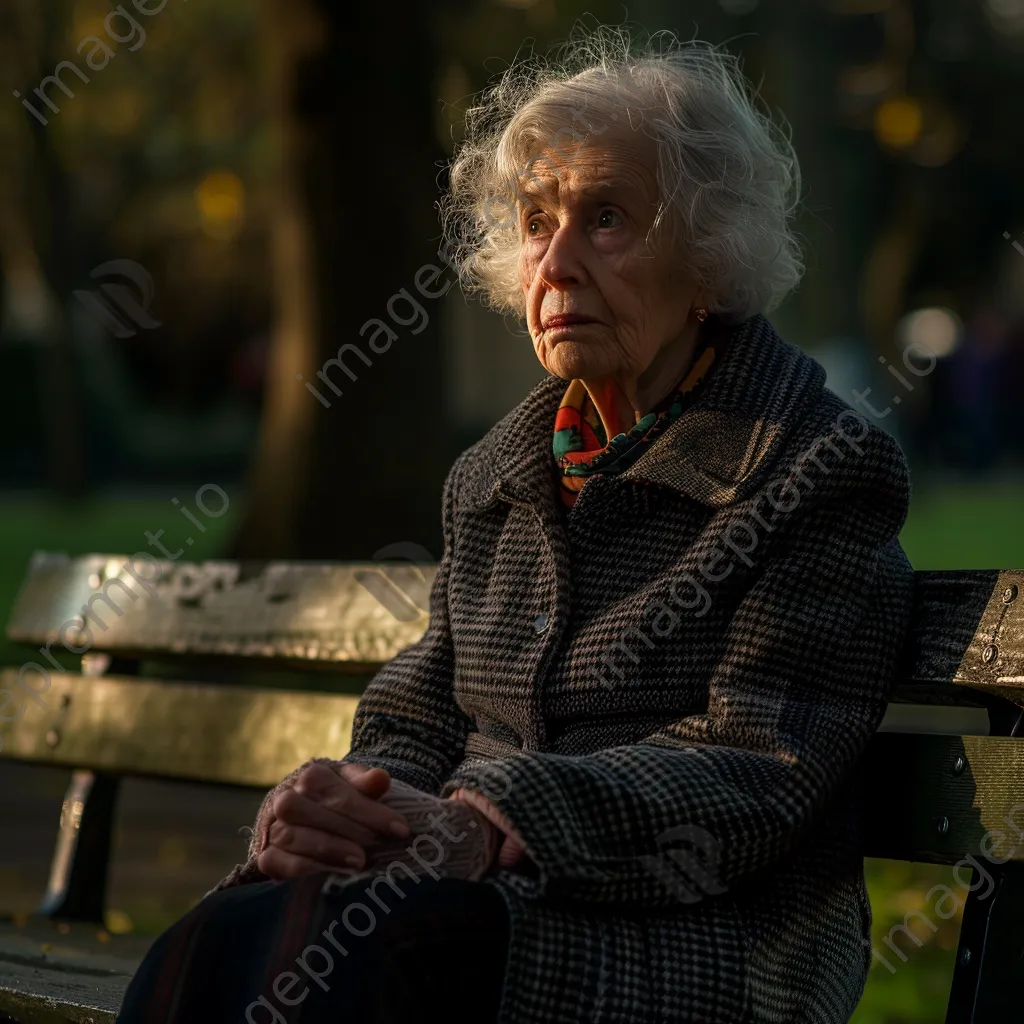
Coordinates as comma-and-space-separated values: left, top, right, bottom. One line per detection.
532, 613, 550, 633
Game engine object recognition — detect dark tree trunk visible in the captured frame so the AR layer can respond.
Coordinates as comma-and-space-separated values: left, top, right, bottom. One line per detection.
0, 0, 86, 501
234, 0, 449, 560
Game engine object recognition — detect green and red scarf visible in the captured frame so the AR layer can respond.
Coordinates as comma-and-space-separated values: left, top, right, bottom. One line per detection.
553, 331, 722, 509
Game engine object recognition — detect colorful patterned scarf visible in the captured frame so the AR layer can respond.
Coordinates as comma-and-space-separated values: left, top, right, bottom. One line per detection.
553, 328, 722, 509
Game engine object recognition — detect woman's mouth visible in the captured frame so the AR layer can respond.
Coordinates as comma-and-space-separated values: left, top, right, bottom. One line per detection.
542, 314, 598, 329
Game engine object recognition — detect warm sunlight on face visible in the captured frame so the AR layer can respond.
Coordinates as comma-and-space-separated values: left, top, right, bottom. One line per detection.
517, 125, 703, 385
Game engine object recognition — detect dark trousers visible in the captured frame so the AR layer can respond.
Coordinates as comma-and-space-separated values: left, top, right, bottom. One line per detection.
117, 873, 511, 1023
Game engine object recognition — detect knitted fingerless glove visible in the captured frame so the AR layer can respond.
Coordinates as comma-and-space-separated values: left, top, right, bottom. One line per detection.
348, 777, 500, 883
208, 763, 499, 895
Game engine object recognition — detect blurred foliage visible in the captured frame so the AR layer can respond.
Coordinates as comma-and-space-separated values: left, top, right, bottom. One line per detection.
854, 859, 960, 1024
0, 0, 272, 491
1, 2, 1024, 1020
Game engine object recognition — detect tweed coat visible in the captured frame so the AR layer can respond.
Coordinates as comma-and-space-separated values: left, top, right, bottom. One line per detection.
236, 314, 913, 1023
335, 313, 915, 1023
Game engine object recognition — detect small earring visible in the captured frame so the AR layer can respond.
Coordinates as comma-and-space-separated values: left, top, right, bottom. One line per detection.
695, 307, 709, 322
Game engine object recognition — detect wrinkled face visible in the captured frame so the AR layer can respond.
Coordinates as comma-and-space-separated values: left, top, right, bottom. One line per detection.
517, 125, 703, 383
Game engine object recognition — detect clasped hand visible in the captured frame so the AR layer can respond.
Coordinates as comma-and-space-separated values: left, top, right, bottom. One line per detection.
257, 762, 523, 881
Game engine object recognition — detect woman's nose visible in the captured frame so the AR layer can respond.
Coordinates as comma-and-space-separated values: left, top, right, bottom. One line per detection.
538, 226, 588, 289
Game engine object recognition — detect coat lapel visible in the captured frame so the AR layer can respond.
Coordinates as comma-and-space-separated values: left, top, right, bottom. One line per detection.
621, 315, 826, 506
456, 373, 567, 524
457, 314, 827, 515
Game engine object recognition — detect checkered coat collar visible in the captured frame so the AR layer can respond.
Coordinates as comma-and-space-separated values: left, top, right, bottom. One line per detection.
457, 314, 827, 515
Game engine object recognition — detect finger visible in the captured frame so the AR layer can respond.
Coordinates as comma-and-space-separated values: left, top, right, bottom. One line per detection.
498, 833, 526, 870
292, 763, 388, 802
338, 762, 388, 784
289, 762, 350, 799
256, 762, 384, 849
297, 773, 410, 839
273, 789, 377, 846
449, 788, 516, 835
257, 844, 347, 881
268, 820, 366, 870
343, 765, 392, 798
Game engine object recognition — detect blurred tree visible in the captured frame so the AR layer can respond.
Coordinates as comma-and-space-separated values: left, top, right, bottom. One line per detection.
0, 0, 85, 499
231, 0, 451, 558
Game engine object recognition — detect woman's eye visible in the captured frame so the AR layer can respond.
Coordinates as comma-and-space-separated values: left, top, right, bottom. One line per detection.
524, 211, 548, 235
597, 208, 621, 229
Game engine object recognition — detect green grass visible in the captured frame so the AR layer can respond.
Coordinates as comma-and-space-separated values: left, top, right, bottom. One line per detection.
1, 480, 1021, 1021
899, 478, 1024, 570
854, 858, 961, 1023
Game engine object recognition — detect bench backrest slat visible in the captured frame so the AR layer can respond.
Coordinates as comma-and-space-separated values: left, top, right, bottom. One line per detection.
8, 553, 434, 671
9, 555, 1024, 705
905, 570, 1024, 695
0, 668, 361, 788
863, 733, 1024, 864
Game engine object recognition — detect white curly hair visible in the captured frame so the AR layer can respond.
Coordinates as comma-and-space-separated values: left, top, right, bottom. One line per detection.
439, 23, 804, 324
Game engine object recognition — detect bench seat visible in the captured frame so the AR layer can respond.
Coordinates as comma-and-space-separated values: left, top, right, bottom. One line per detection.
0, 921, 150, 1024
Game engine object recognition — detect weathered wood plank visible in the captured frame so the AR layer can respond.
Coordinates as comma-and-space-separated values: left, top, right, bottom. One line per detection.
6, 553, 433, 670
0, 671, 360, 788
0, 666, 998, 789
0, 921, 146, 1024
0, 964, 121, 1023
905, 570, 1024, 703
862, 733, 1024, 865
7, 556, 1024, 702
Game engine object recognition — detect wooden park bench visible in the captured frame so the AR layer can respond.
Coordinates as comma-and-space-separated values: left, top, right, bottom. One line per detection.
0, 551, 1022, 1023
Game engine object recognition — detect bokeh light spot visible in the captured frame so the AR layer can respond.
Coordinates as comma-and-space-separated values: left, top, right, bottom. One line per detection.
897, 307, 962, 359
875, 97, 924, 148
194, 170, 246, 241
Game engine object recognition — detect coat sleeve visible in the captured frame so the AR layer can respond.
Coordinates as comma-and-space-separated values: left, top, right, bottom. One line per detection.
441, 429, 915, 907
339, 460, 474, 794
209, 464, 471, 893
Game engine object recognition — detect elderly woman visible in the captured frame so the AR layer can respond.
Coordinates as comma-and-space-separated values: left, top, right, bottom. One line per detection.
119, 26, 914, 1024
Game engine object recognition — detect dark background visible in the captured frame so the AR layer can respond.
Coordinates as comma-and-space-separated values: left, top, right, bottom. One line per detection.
2, 1, 1024, 1019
